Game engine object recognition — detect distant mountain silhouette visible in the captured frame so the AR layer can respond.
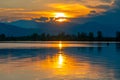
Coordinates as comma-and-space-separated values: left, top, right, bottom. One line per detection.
0, 20, 120, 37
0, 22, 43, 36
11, 20, 39, 28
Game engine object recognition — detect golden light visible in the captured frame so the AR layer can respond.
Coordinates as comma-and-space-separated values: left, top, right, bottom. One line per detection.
54, 12, 69, 22
59, 41, 62, 49
48, 4, 94, 18
29, 49, 114, 79
55, 12, 66, 18
56, 18, 67, 22
58, 53, 64, 68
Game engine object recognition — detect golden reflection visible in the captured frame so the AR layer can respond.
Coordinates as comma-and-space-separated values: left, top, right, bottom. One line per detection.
0, 42, 116, 80
57, 41, 64, 68
57, 53, 64, 69
34, 51, 111, 79
0, 49, 115, 79
58, 54, 63, 65
59, 41, 62, 50
32, 42, 115, 80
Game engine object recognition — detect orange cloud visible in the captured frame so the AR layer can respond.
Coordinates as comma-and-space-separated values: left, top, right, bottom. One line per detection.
0, 0, 116, 21
47, 3, 92, 17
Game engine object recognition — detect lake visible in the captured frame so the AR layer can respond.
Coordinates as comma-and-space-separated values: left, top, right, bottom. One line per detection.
0, 41, 120, 80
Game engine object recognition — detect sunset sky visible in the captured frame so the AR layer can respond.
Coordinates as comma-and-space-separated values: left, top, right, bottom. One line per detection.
0, 0, 119, 22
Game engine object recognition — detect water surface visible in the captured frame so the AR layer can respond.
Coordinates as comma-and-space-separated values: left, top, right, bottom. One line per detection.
0, 41, 120, 80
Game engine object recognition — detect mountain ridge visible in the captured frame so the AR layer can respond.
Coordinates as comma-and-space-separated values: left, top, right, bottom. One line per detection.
0, 20, 120, 37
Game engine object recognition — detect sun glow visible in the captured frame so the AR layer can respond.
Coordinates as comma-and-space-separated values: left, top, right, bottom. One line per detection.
55, 13, 66, 18
56, 18, 67, 22
54, 12, 69, 22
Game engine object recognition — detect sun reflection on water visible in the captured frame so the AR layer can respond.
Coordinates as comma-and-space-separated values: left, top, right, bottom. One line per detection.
32, 42, 115, 79
58, 54, 63, 68
0, 41, 116, 80
57, 41, 64, 68
58, 41, 62, 50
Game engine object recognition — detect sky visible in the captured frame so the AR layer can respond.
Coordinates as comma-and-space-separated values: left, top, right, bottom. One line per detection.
0, 0, 119, 23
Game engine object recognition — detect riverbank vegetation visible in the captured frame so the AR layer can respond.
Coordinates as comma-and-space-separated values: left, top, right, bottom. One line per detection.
0, 31, 120, 41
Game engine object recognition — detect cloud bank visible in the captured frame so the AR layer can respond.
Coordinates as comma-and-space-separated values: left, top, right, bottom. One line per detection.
0, 0, 119, 22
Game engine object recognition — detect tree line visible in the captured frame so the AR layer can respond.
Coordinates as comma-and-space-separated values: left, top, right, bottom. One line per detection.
0, 31, 120, 41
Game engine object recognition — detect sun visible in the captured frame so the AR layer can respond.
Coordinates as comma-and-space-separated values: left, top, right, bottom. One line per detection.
55, 12, 66, 18
54, 12, 68, 22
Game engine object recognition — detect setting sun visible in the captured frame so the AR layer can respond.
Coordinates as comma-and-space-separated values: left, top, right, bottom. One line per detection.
55, 13, 66, 18
54, 13, 68, 22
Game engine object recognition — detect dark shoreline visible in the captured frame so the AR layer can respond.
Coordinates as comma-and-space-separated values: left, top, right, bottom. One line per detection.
0, 41, 120, 43
0, 31, 120, 41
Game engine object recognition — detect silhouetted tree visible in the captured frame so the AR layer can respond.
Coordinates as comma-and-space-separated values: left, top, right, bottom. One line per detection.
0, 32, 117, 41
31, 33, 39, 41
80, 32, 87, 41
0, 34, 6, 41
88, 32, 94, 41
97, 31, 103, 41
46, 33, 50, 41
57, 32, 66, 40
40, 33, 47, 41
77, 32, 81, 41
116, 31, 120, 41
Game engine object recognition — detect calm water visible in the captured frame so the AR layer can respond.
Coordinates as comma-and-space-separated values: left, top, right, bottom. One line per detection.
0, 41, 120, 80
